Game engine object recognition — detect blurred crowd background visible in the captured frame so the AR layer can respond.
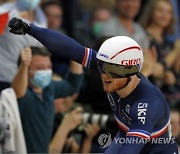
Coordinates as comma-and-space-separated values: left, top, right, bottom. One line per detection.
0, 0, 180, 153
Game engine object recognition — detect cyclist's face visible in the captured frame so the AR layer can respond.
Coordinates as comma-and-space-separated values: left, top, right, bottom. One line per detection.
101, 73, 127, 93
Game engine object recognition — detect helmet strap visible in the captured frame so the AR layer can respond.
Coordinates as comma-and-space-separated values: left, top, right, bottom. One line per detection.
136, 73, 141, 79
120, 77, 131, 89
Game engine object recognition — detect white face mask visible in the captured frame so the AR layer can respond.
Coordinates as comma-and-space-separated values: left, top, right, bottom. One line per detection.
18, 0, 40, 10
30, 70, 52, 88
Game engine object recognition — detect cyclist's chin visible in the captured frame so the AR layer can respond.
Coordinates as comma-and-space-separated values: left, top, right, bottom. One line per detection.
103, 81, 127, 93
103, 84, 118, 93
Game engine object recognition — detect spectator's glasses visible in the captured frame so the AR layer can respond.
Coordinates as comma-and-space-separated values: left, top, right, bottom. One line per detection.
97, 60, 139, 78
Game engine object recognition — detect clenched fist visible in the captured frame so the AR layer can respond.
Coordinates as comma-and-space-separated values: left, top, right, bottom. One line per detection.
21, 47, 32, 67
8, 17, 30, 35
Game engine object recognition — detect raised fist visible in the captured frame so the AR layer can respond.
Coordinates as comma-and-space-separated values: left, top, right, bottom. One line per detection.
21, 47, 32, 67
8, 17, 30, 35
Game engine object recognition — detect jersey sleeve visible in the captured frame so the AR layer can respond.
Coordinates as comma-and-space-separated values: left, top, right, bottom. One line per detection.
29, 25, 97, 69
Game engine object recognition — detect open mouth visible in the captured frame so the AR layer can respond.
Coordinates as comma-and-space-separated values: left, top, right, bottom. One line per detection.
105, 80, 112, 84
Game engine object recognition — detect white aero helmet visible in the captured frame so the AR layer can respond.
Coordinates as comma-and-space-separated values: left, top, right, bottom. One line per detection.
96, 36, 144, 78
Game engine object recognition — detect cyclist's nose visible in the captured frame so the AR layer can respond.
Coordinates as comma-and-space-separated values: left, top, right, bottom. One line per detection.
101, 73, 111, 79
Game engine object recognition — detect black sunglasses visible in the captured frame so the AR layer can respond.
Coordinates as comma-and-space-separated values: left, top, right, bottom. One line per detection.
97, 60, 139, 78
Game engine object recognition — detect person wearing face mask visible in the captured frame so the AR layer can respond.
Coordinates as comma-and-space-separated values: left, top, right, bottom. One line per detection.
17, 0, 40, 11
0, 0, 46, 92
16, 0, 46, 27
91, 7, 112, 39
11, 47, 84, 153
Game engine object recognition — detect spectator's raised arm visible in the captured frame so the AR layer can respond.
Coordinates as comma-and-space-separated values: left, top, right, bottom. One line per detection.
52, 60, 84, 99
49, 106, 83, 153
12, 47, 32, 98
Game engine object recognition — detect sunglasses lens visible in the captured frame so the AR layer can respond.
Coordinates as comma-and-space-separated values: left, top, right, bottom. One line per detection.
97, 60, 139, 78
97, 60, 105, 73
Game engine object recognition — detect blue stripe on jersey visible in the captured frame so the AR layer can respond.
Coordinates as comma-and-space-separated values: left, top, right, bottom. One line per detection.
87, 49, 92, 68
128, 129, 150, 136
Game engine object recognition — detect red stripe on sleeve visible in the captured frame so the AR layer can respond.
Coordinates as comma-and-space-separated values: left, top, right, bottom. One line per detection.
82, 48, 88, 66
127, 133, 149, 139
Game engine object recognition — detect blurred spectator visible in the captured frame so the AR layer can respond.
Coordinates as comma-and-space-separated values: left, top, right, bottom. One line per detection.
63, 123, 100, 153
0, 88, 27, 153
100, 0, 148, 49
74, 0, 114, 47
91, 7, 112, 39
42, 0, 71, 77
139, 0, 179, 101
51, 101, 100, 153
170, 108, 180, 150
163, 39, 180, 105
74, 6, 113, 50
11, 47, 84, 153
140, 0, 175, 63
50, 105, 83, 153
16, 0, 46, 26
0, 0, 47, 92
165, 39, 180, 70
42, 0, 64, 32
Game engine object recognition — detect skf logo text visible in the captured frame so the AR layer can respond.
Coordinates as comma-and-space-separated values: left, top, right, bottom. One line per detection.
137, 103, 148, 124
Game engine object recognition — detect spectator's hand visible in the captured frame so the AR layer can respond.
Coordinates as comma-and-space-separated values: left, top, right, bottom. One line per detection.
84, 123, 100, 140
21, 47, 32, 67
142, 46, 157, 77
61, 107, 83, 132
66, 137, 80, 153
173, 39, 180, 53
80, 124, 100, 153
163, 70, 176, 85
152, 62, 164, 79
8, 17, 30, 35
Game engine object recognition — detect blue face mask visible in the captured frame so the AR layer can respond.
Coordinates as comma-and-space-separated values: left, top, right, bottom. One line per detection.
31, 70, 52, 88
18, 0, 40, 10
